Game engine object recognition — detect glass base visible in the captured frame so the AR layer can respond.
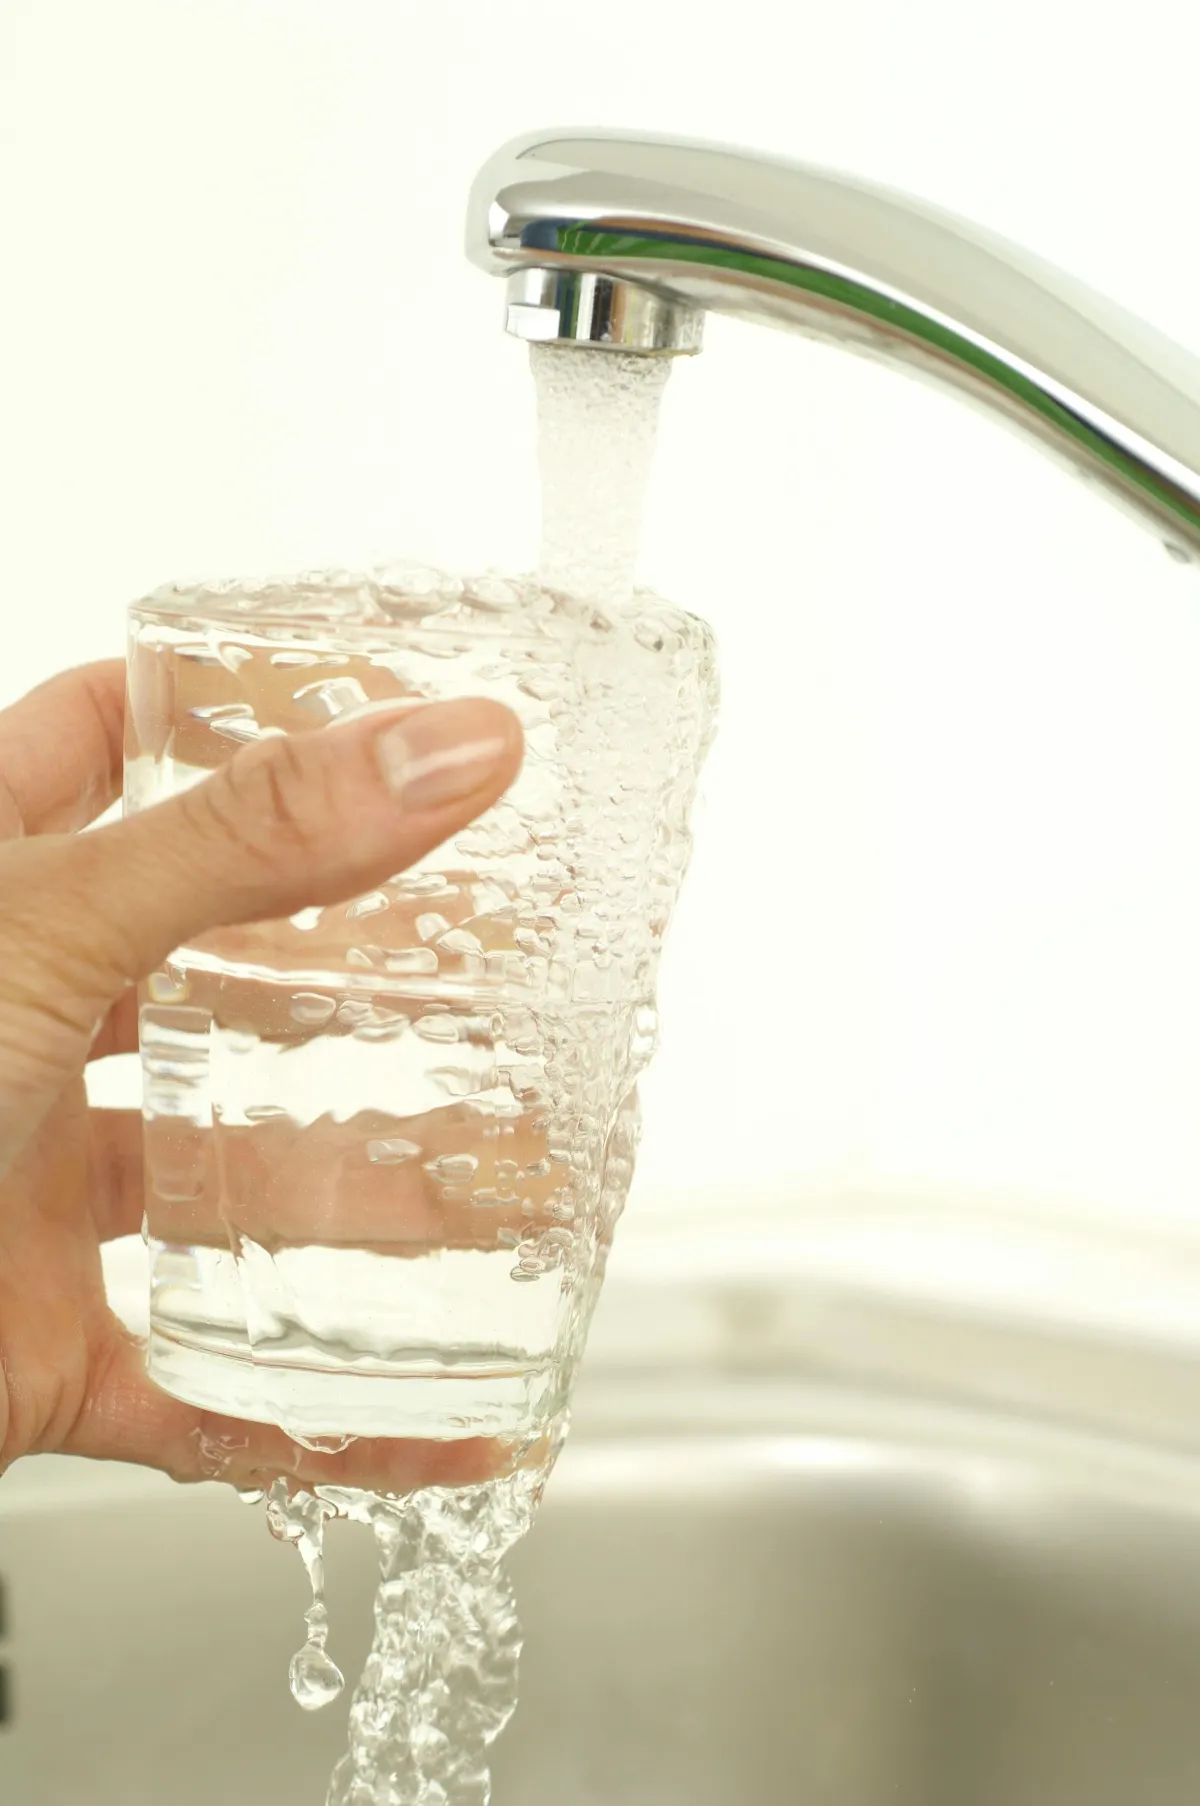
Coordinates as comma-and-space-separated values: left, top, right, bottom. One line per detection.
146, 1323, 558, 1443
145, 1238, 568, 1441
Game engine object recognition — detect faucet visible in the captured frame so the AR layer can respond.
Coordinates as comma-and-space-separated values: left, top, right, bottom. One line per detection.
466, 129, 1200, 561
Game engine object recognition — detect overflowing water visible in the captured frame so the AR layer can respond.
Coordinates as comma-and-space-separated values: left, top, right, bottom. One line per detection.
129, 341, 714, 1803
128, 576, 710, 1449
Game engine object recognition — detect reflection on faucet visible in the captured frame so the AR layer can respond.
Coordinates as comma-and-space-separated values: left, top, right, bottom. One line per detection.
467, 130, 1200, 559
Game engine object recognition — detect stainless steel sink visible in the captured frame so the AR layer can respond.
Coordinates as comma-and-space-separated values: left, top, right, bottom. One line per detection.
4, 1363, 1200, 1805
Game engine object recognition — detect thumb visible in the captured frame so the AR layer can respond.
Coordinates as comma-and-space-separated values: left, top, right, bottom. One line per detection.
0, 698, 522, 1151
110, 696, 522, 968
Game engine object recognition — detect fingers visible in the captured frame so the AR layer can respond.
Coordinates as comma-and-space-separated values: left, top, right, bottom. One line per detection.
0, 661, 125, 839
88, 1108, 143, 1241
67, 1320, 516, 1491
0, 698, 523, 1167
88, 991, 138, 1063
82, 695, 524, 988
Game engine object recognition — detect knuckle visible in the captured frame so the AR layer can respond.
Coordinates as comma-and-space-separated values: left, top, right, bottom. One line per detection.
180, 737, 324, 868
256, 736, 317, 846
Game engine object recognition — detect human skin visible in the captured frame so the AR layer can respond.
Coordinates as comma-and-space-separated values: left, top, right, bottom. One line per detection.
0, 659, 524, 1493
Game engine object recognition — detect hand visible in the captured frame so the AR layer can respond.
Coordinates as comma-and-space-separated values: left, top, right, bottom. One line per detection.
0, 660, 522, 1490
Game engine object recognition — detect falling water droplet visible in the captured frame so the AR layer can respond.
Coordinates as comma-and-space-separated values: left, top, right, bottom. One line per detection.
290, 1642, 345, 1712
266, 1480, 347, 1714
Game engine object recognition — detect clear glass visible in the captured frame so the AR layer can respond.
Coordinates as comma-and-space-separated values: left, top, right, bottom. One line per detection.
126, 564, 717, 1446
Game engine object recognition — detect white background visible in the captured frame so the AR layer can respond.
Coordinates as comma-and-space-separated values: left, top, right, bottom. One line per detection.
4, 0, 1200, 1238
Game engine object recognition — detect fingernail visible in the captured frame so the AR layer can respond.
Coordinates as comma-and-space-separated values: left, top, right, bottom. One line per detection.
378, 700, 511, 810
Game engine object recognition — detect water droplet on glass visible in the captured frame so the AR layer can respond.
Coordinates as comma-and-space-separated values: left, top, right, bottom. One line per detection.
398, 872, 450, 897
290, 992, 336, 1026
336, 998, 373, 1027
367, 1137, 421, 1165
290, 906, 323, 932
188, 702, 258, 740
347, 891, 389, 920
294, 677, 370, 719
147, 968, 189, 1004
375, 560, 459, 603
508, 1065, 543, 1102
463, 573, 526, 613
212, 714, 262, 745
384, 948, 438, 977
415, 911, 451, 943
413, 1014, 461, 1044
633, 615, 668, 652
289, 1430, 353, 1455
354, 1008, 409, 1042
425, 1153, 479, 1183
502, 1010, 540, 1056
438, 927, 484, 957
517, 671, 561, 702
431, 1066, 476, 1098
194, 1428, 247, 1479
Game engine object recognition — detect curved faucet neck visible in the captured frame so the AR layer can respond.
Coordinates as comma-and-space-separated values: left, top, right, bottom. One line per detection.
467, 130, 1200, 561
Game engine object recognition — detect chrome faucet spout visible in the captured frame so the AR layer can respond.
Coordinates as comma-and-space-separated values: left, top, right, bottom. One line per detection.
466, 129, 1200, 558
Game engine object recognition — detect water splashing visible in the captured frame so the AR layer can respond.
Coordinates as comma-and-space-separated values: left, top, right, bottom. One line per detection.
322, 1465, 545, 1806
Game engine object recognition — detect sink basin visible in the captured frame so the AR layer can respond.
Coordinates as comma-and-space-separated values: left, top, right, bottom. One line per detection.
3, 1368, 1200, 1805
